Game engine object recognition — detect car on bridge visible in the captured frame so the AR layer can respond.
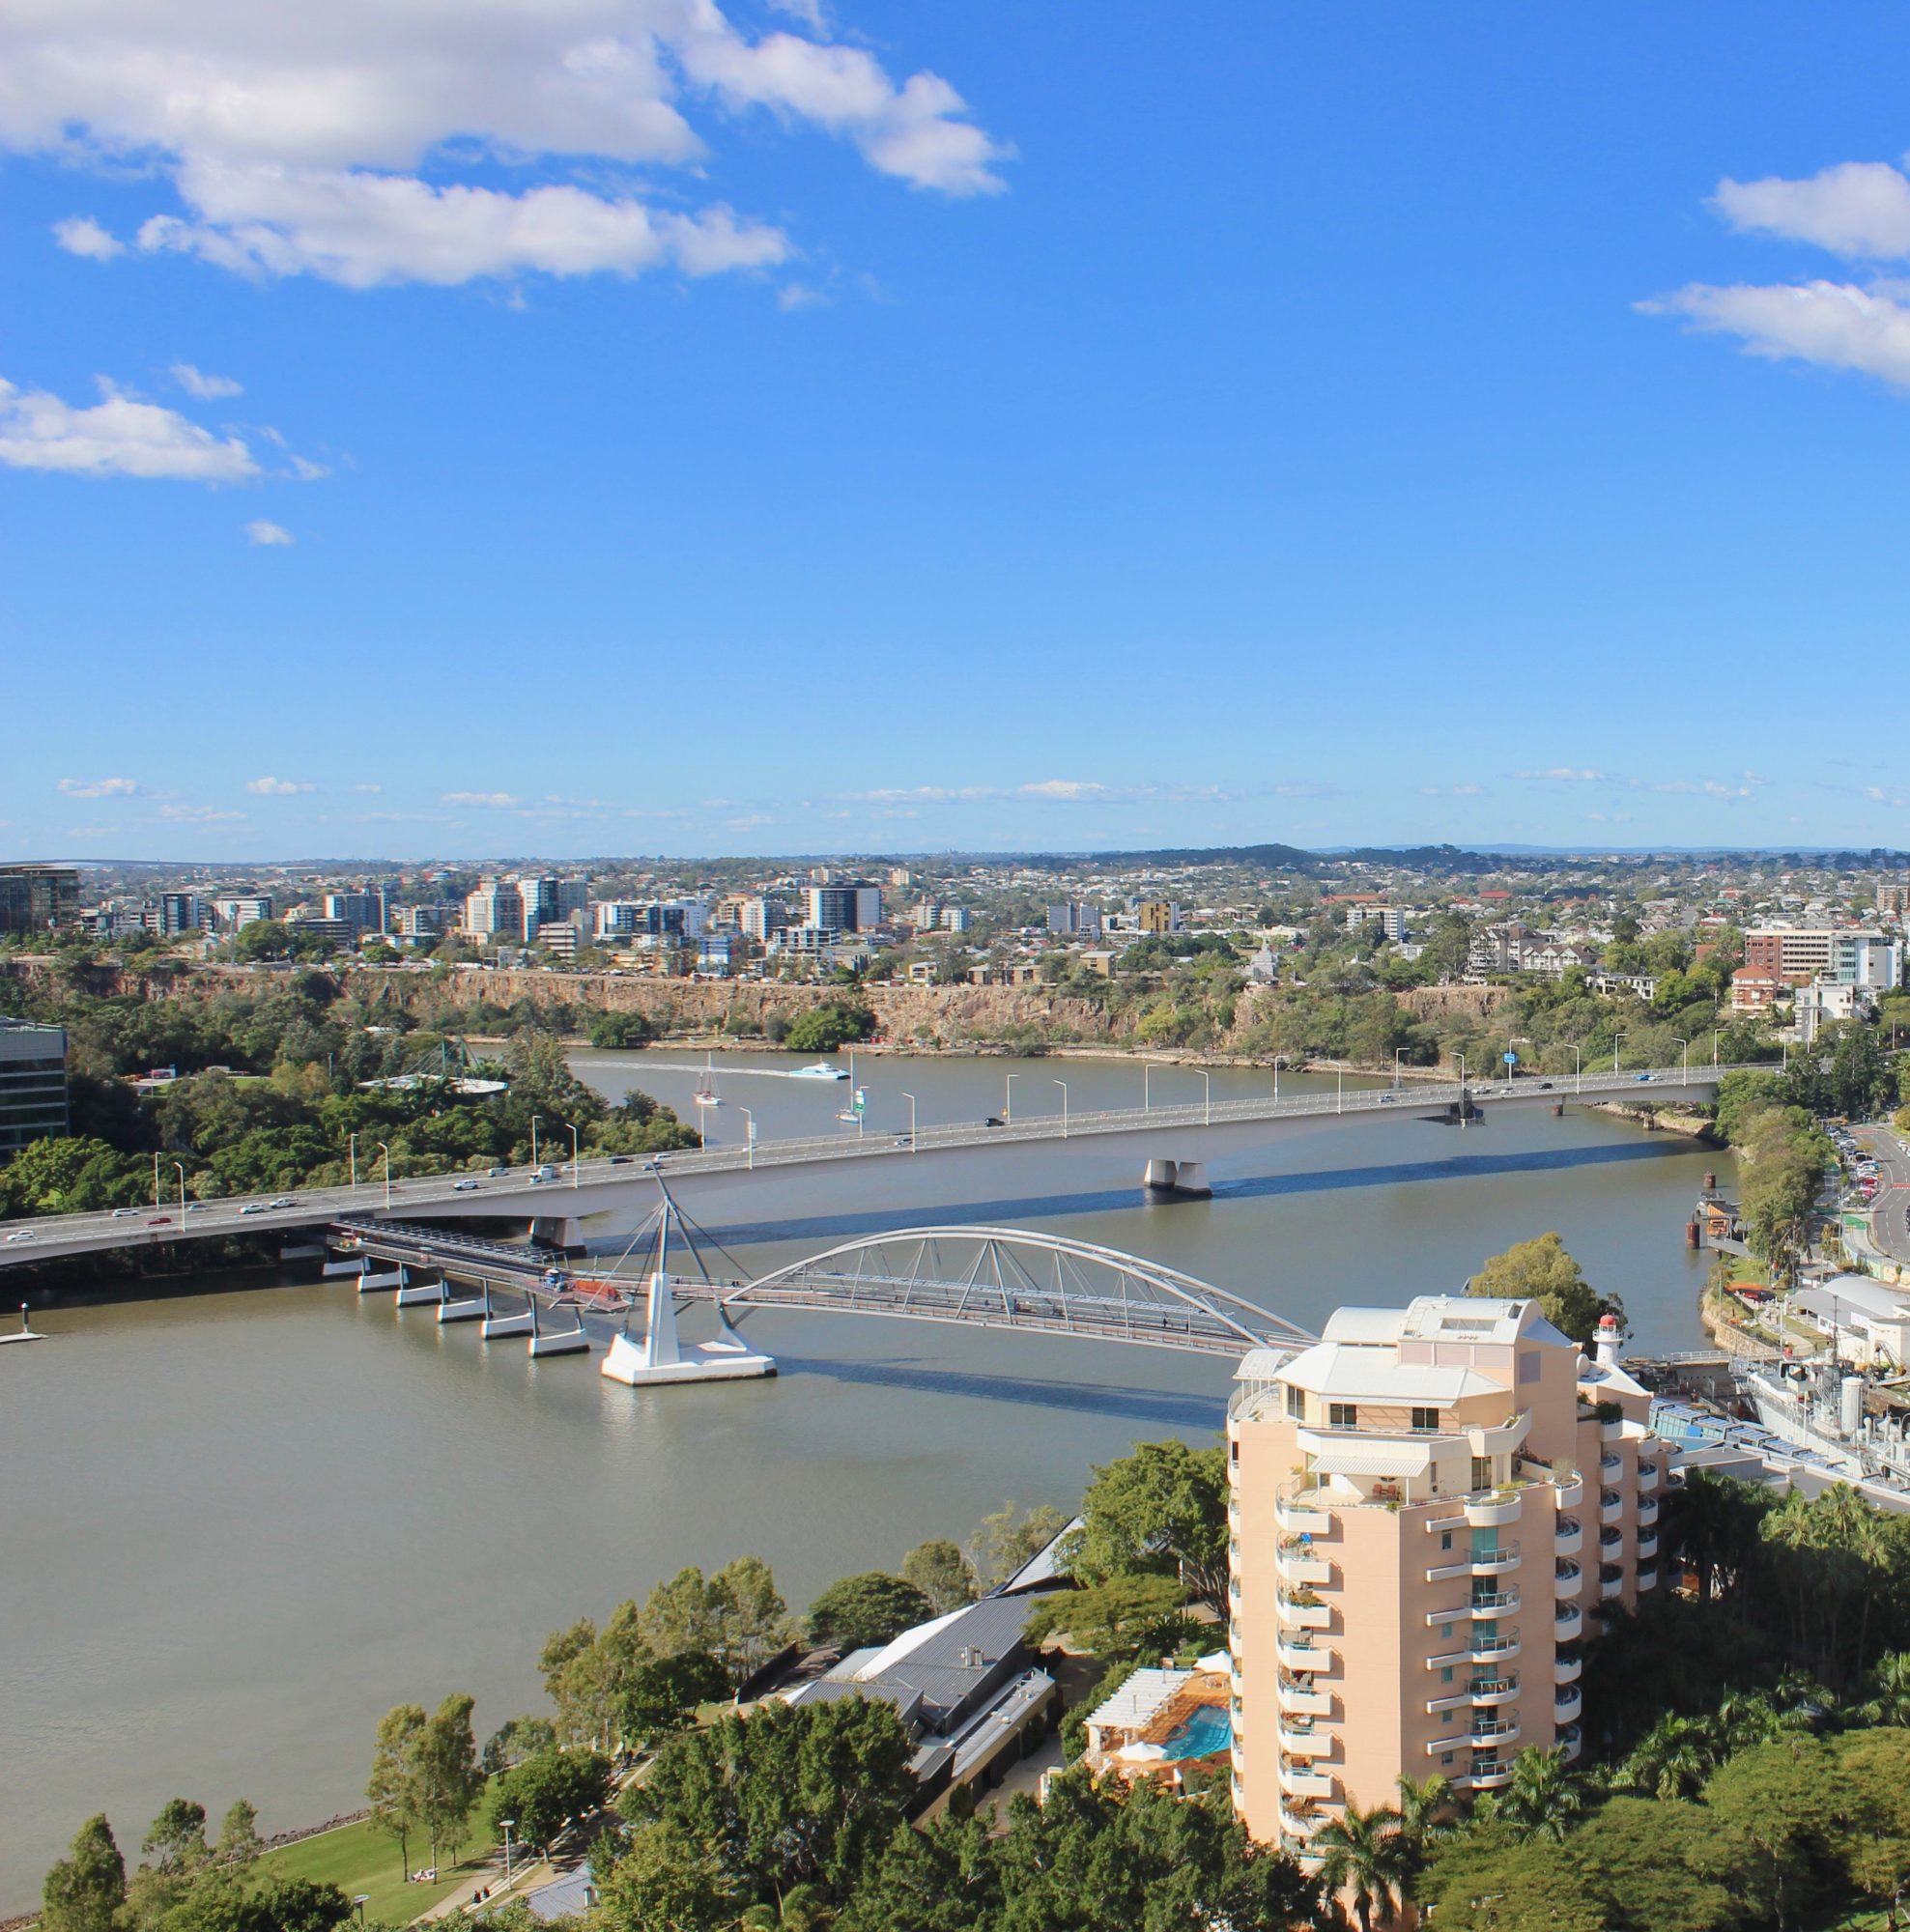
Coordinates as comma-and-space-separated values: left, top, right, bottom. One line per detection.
241, 1203, 265, 1216
270, 1196, 297, 1208
453, 1179, 481, 1192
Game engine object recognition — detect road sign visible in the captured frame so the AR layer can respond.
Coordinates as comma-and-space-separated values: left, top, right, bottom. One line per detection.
1503, 1052, 1517, 1065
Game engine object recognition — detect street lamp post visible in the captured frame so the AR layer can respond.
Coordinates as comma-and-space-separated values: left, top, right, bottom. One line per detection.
1336, 1066, 1344, 1114
153, 1151, 161, 1208
1198, 1067, 1212, 1125
1712, 1030, 1721, 1067
377, 1142, 391, 1209
350, 1132, 357, 1187
529, 1116, 542, 1167
565, 1121, 580, 1187
171, 1161, 186, 1215
1571, 1044, 1582, 1096
901, 1092, 918, 1150
499, 1822, 516, 1886
1671, 1036, 1690, 1080
352, 1895, 370, 1929
1393, 1048, 1406, 1088
1144, 1064, 1154, 1113
740, 1106, 755, 1170
1456, 1054, 1468, 1131
1005, 1072, 1017, 1123
1612, 1033, 1628, 1073
1053, 1078, 1069, 1139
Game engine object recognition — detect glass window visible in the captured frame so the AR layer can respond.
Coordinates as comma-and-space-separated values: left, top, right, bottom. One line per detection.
1471, 1456, 1494, 1491
1440, 1666, 1454, 1683
1440, 1531, 1453, 1550
1328, 1403, 1358, 1429
1440, 1751, 1455, 1766
1411, 1406, 1440, 1433
1287, 1385, 1305, 1420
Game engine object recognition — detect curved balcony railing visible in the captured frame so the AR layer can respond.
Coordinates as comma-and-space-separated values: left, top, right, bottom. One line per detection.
1554, 1559, 1582, 1598
1555, 1603, 1584, 1640
1638, 1564, 1660, 1592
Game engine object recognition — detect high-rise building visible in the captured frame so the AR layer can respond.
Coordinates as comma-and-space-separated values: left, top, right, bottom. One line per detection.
740, 897, 788, 942
556, 878, 591, 920
323, 890, 386, 934
1135, 899, 1181, 935
0, 865, 80, 939
941, 907, 973, 932
157, 893, 210, 935
806, 883, 881, 932
464, 879, 525, 939
214, 895, 273, 929
1047, 902, 1103, 938
1746, 927, 1903, 990
1228, 1297, 1668, 1858
0, 1018, 70, 1152
1877, 880, 1910, 919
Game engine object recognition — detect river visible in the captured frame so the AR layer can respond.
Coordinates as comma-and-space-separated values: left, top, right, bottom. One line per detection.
0, 1052, 1725, 1910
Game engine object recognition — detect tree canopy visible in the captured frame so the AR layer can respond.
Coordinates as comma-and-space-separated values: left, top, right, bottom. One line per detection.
1466, 1232, 1624, 1346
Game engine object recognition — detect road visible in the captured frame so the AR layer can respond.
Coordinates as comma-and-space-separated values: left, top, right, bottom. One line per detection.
0, 1061, 1751, 1270
1851, 1123, 1910, 1277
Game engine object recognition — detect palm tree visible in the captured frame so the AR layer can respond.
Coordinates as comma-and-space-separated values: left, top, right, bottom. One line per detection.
1618, 1715, 1718, 1801
1310, 1800, 1407, 1932
1390, 1774, 1460, 1887
1859, 1650, 1910, 1728
1492, 1746, 1585, 1842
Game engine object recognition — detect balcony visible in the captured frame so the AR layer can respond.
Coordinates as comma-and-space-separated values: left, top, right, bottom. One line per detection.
1276, 1635, 1331, 1672
1278, 1543, 1334, 1588
1560, 1722, 1583, 1764
1600, 1566, 1624, 1601
1427, 1671, 1521, 1715
1279, 1679, 1333, 1719
1601, 1490, 1624, 1525
1277, 1805, 1324, 1843
1600, 1452, 1623, 1476
1276, 1491, 1333, 1536
1426, 1490, 1524, 1534
1425, 1588, 1520, 1626
1427, 1541, 1522, 1583
1554, 1652, 1582, 1687
1550, 1472, 1586, 1510
1554, 1559, 1582, 1599
1555, 1683, 1583, 1720
1637, 1494, 1660, 1526
1638, 1531, 1659, 1561
1278, 1759, 1336, 1801
1599, 1527, 1623, 1554
1554, 1518, 1582, 1558
1277, 1720, 1331, 1758
1600, 1416, 1624, 1444
1638, 1461, 1661, 1494
1460, 1761, 1516, 1790
1555, 1603, 1583, 1641
1279, 1592, 1332, 1631
1427, 1628, 1523, 1669
1638, 1565, 1660, 1593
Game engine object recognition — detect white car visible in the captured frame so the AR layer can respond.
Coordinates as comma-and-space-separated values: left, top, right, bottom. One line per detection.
269, 1196, 297, 1209
5, 1231, 35, 1244
453, 1179, 481, 1192
241, 1203, 266, 1215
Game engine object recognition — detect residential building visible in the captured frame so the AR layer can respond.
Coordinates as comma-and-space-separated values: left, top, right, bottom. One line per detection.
556, 877, 591, 921
806, 881, 882, 932
1746, 927, 1903, 988
1877, 880, 1910, 920
213, 895, 273, 929
1344, 906, 1411, 943
0, 1017, 71, 1151
1047, 902, 1105, 939
322, 889, 386, 934
464, 879, 525, 939
1228, 1297, 1668, 1858
1135, 899, 1182, 934
156, 893, 211, 935
698, 933, 736, 974
1792, 980, 1867, 1043
0, 864, 80, 939
941, 907, 974, 933
740, 896, 788, 942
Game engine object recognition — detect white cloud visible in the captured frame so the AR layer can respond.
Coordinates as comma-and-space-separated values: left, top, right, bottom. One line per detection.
1648, 153, 1910, 392
441, 790, 521, 808
171, 361, 242, 399
58, 776, 137, 798
1714, 158, 1910, 259
0, 376, 258, 480
245, 775, 312, 794
245, 519, 295, 546
289, 456, 330, 480
156, 802, 244, 822
5, 1, 1007, 291
353, 782, 382, 794
53, 214, 122, 260
1510, 768, 1608, 782
1419, 783, 1485, 797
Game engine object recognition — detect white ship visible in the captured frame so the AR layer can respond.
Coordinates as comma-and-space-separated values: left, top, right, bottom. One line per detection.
1736, 1356, 1910, 1486
790, 1061, 849, 1081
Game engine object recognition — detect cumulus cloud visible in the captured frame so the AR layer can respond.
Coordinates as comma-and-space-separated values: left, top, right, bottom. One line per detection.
245, 519, 295, 546
58, 776, 137, 798
5, 0, 1008, 291
0, 376, 258, 480
245, 776, 312, 794
442, 790, 521, 808
53, 214, 123, 260
1646, 152, 1910, 392
172, 362, 242, 399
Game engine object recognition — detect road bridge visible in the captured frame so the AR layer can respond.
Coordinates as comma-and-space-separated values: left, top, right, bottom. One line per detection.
0, 1062, 1751, 1271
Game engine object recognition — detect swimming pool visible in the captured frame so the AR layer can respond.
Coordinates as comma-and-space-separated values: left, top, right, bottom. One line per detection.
1160, 1705, 1232, 1760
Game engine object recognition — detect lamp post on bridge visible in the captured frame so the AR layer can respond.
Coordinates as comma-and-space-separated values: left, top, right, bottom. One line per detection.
740, 1106, 755, 1170
1712, 1030, 1720, 1067
1393, 1048, 1406, 1089
350, 1132, 357, 1187
1144, 1063, 1154, 1113
1612, 1033, 1627, 1073
563, 1120, 580, 1187
153, 1151, 161, 1209
1336, 1066, 1344, 1114
171, 1161, 186, 1216
1052, 1078, 1069, 1139
529, 1116, 542, 1167
1197, 1066, 1212, 1125
377, 1142, 391, 1209
901, 1092, 918, 1150
1456, 1054, 1468, 1131
1571, 1044, 1582, 1096
1005, 1072, 1017, 1123
1671, 1036, 1690, 1081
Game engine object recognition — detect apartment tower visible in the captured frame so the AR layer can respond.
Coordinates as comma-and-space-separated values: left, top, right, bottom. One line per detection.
1227, 1297, 1670, 1856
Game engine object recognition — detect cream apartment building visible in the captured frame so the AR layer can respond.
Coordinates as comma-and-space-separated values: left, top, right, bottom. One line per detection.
1227, 1297, 1670, 1855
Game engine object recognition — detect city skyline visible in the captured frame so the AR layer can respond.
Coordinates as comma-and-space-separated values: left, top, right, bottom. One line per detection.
9, 5, 1910, 858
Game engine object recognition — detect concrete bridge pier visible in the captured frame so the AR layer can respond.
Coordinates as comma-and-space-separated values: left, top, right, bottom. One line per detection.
1141, 1157, 1212, 1198
529, 1216, 586, 1254
438, 1281, 490, 1324
527, 1297, 590, 1359
394, 1267, 449, 1306
480, 1292, 535, 1341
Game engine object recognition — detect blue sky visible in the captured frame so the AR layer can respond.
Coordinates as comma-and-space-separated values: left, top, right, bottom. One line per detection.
6, 2, 1910, 861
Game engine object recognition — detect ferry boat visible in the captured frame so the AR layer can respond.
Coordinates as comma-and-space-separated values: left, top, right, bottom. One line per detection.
791, 1061, 850, 1081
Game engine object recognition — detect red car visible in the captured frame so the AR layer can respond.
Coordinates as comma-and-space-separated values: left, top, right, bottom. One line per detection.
147, 1215, 172, 1226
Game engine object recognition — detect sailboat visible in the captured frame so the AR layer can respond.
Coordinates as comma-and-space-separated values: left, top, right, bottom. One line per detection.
836, 1048, 864, 1125
694, 1051, 726, 1109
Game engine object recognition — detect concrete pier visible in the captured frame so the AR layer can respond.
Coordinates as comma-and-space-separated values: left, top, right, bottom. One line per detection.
526, 1300, 590, 1358
393, 1268, 447, 1305
438, 1283, 490, 1324
1141, 1157, 1212, 1198
480, 1296, 535, 1340
601, 1268, 775, 1386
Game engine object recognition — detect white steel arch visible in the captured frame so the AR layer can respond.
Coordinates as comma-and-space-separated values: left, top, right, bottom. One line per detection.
689, 1225, 1317, 1358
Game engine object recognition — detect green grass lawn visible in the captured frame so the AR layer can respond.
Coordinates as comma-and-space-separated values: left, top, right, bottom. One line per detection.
261, 1784, 500, 1927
